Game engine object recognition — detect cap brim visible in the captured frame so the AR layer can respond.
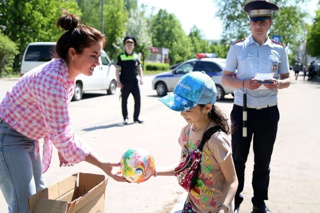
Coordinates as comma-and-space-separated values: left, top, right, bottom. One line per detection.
250, 16, 271, 21
159, 93, 197, 112
125, 39, 134, 44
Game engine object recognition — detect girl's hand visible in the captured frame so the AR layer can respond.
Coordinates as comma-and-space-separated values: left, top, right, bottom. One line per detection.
58, 152, 73, 167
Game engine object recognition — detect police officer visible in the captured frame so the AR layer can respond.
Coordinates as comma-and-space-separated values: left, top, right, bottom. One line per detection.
116, 36, 143, 125
222, 1, 291, 213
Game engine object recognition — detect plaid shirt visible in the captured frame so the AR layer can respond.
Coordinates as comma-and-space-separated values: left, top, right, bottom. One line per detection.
0, 58, 91, 172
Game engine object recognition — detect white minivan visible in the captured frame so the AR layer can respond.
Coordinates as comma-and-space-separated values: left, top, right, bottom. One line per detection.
21, 42, 117, 101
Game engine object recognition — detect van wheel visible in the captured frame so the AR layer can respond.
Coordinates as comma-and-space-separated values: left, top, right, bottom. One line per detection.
107, 80, 117, 95
216, 84, 225, 100
72, 83, 83, 101
156, 82, 168, 96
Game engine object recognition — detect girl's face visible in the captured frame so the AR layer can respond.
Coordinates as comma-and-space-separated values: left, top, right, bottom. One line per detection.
180, 104, 212, 125
69, 40, 103, 78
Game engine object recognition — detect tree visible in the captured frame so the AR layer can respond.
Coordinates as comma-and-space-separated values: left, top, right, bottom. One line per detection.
76, 0, 101, 30
188, 26, 211, 56
150, 9, 192, 64
103, 0, 128, 60
0, 33, 18, 76
0, 0, 80, 69
307, 8, 320, 58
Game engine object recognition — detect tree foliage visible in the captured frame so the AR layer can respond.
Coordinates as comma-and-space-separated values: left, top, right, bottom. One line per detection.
150, 9, 192, 64
307, 8, 320, 58
103, 0, 128, 59
0, 32, 18, 76
0, 0, 80, 68
76, 0, 101, 31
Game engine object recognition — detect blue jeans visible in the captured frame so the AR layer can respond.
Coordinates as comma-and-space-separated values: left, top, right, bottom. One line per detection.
0, 118, 45, 213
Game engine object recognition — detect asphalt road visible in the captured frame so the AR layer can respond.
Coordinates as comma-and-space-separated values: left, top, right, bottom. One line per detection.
0, 72, 319, 212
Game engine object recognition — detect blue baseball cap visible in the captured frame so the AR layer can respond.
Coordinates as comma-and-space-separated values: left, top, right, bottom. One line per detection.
159, 72, 217, 111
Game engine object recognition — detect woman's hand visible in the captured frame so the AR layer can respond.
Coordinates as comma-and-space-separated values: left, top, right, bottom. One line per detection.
58, 152, 73, 167
101, 162, 128, 182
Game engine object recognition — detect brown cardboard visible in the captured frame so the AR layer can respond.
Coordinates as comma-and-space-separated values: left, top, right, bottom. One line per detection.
29, 172, 108, 213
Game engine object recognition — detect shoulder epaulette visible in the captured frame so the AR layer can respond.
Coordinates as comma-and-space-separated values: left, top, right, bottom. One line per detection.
233, 38, 245, 45
271, 39, 285, 47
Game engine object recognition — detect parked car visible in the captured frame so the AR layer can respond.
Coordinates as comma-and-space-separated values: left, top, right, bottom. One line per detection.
152, 56, 234, 100
21, 42, 117, 101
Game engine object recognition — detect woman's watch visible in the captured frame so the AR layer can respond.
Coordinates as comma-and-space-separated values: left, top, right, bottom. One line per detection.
276, 80, 280, 88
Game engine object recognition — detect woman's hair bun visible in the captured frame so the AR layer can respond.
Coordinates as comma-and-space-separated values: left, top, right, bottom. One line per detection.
56, 9, 79, 31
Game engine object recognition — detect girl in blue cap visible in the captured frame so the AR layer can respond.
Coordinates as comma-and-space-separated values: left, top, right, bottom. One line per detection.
155, 72, 238, 213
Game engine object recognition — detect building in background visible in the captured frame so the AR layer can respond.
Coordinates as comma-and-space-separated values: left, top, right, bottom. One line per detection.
146, 47, 169, 64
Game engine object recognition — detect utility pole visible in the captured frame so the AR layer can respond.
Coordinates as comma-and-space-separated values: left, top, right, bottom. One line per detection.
101, 0, 104, 33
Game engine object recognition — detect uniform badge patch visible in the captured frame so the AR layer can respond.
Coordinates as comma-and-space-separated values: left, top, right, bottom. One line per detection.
272, 62, 278, 72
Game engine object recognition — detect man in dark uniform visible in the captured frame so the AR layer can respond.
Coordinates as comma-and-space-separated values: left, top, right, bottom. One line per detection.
222, 1, 291, 213
116, 36, 144, 125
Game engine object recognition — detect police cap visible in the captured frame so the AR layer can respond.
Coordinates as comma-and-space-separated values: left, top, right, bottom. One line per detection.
123, 36, 137, 45
244, 0, 278, 21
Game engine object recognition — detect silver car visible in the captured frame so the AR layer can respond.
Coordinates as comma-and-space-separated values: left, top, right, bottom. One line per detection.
152, 57, 234, 100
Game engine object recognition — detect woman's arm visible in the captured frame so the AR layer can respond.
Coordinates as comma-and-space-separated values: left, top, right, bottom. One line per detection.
85, 151, 128, 182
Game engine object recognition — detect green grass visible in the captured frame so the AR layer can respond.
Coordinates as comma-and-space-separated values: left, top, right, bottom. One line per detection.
143, 70, 169, 75
0, 72, 20, 78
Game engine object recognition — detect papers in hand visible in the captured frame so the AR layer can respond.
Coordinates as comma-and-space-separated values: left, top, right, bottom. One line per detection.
254, 73, 274, 84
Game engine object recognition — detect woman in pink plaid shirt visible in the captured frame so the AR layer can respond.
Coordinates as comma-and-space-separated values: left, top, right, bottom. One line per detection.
0, 10, 126, 213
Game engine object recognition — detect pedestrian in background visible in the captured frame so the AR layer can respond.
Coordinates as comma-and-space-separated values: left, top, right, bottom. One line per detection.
0, 10, 125, 213
156, 72, 238, 213
116, 36, 144, 125
308, 61, 315, 81
303, 65, 307, 80
222, 1, 291, 212
294, 61, 301, 80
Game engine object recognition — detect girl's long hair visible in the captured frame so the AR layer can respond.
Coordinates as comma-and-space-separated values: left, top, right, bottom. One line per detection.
201, 104, 230, 134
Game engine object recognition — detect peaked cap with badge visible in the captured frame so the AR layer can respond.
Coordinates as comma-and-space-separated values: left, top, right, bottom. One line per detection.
244, 0, 279, 21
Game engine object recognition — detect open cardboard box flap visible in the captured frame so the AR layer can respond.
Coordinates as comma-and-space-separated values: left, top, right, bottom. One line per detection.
29, 172, 108, 213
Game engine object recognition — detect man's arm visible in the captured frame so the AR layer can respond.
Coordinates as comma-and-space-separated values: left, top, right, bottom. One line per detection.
137, 65, 143, 85
277, 73, 290, 89
115, 66, 122, 88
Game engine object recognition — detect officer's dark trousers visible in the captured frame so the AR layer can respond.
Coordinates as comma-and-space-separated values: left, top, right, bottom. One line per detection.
121, 79, 141, 121
230, 104, 279, 208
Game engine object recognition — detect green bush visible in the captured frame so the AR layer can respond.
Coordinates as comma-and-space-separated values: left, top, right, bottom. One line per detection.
0, 33, 19, 77
145, 62, 170, 71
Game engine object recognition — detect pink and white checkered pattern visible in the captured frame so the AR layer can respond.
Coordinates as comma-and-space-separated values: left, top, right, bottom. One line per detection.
0, 58, 91, 173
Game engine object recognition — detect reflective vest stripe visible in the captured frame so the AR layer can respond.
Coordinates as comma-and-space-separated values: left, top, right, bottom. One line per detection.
120, 53, 139, 61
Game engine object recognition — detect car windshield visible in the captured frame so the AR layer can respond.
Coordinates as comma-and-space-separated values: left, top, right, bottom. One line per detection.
25, 45, 55, 62
175, 61, 196, 74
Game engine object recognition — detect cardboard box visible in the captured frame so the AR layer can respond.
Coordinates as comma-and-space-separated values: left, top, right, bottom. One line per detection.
29, 172, 108, 213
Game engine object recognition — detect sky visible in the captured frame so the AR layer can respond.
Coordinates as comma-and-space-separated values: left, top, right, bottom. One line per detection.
138, 0, 319, 40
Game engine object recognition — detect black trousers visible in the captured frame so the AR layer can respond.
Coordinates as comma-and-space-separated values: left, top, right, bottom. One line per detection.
121, 79, 141, 121
230, 104, 279, 208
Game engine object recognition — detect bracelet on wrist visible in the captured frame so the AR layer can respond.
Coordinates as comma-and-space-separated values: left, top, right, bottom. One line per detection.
218, 203, 230, 211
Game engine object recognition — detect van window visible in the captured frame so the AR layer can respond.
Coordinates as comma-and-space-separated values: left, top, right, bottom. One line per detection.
100, 52, 110, 65
25, 45, 55, 62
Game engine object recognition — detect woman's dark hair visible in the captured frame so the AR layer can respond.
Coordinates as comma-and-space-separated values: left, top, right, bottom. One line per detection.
200, 104, 230, 134
55, 9, 106, 61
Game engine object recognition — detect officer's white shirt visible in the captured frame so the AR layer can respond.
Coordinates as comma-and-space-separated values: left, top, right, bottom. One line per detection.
224, 35, 290, 108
